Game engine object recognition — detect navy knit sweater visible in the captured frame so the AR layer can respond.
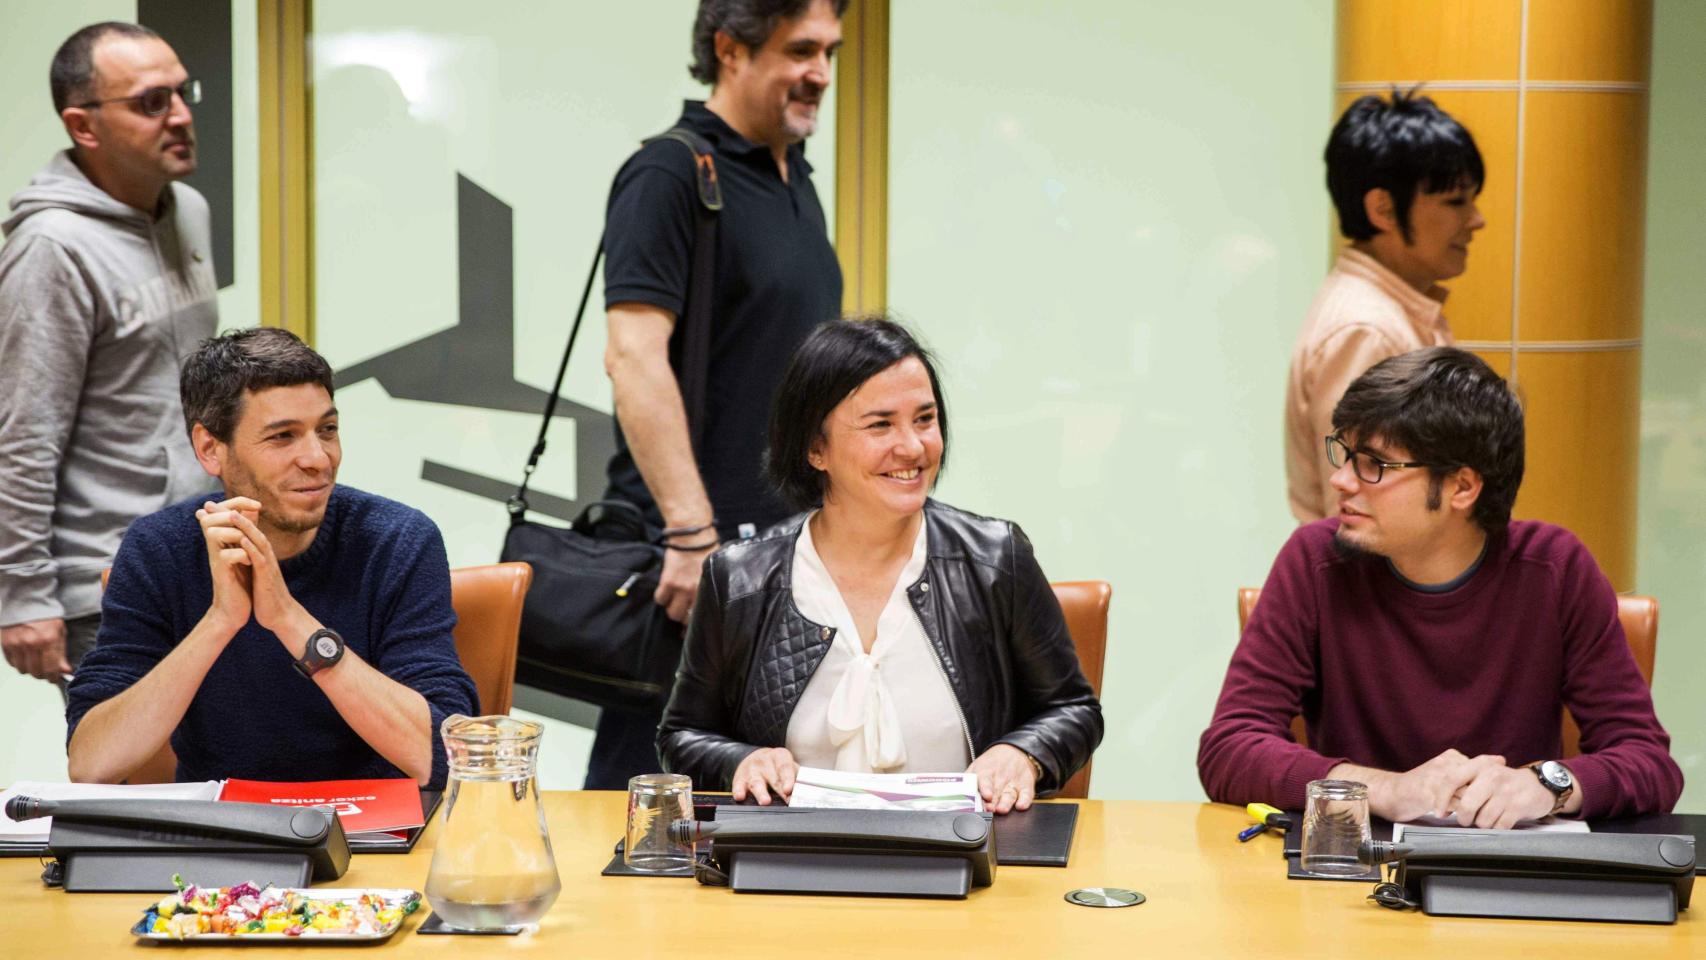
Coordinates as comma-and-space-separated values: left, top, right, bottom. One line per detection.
67, 486, 478, 788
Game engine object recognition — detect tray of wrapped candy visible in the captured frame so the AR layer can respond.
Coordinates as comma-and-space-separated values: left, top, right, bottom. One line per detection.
131, 875, 421, 942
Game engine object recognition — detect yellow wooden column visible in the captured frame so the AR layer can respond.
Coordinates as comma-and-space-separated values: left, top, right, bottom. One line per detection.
1337, 0, 1652, 590
834, 0, 887, 314
258, 0, 314, 344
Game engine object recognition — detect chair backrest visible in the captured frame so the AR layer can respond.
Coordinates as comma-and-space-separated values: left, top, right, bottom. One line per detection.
1562, 594, 1657, 757
1236, 587, 1659, 756
449, 562, 532, 716
1051, 580, 1111, 800
1236, 586, 1259, 633
108, 562, 533, 785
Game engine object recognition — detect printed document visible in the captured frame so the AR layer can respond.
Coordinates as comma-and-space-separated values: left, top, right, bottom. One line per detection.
788, 767, 984, 812
1393, 816, 1590, 843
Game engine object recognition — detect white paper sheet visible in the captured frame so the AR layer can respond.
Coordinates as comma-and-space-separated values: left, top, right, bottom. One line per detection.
1392, 816, 1590, 843
787, 767, 984, 812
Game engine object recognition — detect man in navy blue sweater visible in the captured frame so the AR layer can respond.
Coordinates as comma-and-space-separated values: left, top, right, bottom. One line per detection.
67, 327, 477, 788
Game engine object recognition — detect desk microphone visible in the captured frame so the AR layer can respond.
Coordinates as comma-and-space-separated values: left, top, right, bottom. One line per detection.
4, 795, 332, 845
1358, 839, 1416, 864
1354, 830, 1695, 921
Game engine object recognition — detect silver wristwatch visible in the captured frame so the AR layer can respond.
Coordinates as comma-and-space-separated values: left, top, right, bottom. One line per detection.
1530, 760, 1575, 816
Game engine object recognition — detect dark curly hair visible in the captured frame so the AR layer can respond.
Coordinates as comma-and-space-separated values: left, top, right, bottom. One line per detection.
689, 0, 849, 85
180, 327, 335, 443
1332, 347, 1524, 533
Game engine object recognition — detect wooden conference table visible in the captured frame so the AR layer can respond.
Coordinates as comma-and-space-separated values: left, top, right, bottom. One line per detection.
1, 794, 1697, 958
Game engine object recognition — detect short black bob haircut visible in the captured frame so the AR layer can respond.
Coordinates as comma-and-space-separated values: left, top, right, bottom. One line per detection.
51, 21, 162, 114
689, 0, 849, 86
1326, 87, 1485, 243
1331, 346, 1524, 534
180, 327, 336, 444
766, 316, 947, 511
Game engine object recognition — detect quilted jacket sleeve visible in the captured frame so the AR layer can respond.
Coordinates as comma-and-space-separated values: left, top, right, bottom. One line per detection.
656, 553, 759, 789
990, 523, 1105, 793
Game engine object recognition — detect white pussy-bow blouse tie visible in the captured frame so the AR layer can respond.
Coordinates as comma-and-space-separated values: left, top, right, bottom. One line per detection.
825, 649, 908, 770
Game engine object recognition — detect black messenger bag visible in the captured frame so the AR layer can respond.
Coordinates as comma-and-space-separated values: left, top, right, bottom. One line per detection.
501, 127, 721, 712
504, 501, 679, 710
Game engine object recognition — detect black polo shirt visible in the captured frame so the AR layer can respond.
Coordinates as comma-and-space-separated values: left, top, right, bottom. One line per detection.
602, 101, 843, 537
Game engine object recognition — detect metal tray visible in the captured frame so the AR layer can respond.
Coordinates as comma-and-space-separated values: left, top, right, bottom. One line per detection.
131, 887, 422, 943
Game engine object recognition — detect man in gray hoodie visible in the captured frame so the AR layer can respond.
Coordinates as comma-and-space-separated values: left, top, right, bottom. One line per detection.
0, 22, 217, 692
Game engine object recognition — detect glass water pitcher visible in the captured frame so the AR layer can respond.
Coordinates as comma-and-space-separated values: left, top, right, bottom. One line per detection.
424, 715, 561, 931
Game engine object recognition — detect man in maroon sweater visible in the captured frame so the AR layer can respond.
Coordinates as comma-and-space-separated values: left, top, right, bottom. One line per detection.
1200, 347, 1682, 825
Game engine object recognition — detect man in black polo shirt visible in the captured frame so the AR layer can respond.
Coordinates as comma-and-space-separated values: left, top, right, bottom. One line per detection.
593, 0, 846, 788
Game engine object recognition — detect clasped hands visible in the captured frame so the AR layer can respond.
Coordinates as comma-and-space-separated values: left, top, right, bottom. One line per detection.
1358, 748, 1565, 829
730, 743, 1039, 814
196, 497, 316, 655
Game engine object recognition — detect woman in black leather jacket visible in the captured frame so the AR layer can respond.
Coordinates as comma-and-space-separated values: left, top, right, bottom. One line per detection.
657, 318, 1102, 813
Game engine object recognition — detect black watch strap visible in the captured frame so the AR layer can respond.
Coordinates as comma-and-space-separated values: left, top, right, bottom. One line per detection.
293, 627, 345, 679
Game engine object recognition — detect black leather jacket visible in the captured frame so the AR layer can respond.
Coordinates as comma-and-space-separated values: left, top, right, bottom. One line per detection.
657, 500, 1103, 793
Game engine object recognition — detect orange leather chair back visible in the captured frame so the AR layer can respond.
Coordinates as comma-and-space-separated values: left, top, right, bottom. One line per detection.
107, 562, 532, 784
1236, 586, 1259, 633
1562, 595, 1657, 757
1051, 580, 1111, 799
1237, 587, 1659, 756
448, 562, 531, 716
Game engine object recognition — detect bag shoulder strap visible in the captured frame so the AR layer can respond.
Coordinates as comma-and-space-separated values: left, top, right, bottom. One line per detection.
509, 126, 721, 524
642, 127, 720, 461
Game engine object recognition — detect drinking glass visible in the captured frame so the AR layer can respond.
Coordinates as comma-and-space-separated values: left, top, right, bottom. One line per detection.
424, 715, 561, 930
1301, 779, 1371, 877
624, 773, 694, 872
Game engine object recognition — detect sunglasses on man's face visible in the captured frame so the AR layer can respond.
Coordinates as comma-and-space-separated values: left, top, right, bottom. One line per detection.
76, 78, 201, 117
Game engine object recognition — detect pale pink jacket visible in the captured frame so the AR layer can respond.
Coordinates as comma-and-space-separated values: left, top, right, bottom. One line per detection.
1285, 248, 1452, 522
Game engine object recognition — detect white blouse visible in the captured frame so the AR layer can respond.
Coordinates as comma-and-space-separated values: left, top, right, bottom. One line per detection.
784, 514, 971, 773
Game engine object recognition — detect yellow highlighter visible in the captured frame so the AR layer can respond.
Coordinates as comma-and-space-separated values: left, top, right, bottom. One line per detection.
1238, 803, 1289, 842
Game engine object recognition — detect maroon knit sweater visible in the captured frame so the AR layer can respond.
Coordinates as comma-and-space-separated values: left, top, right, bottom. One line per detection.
1198, 519, 1683, 819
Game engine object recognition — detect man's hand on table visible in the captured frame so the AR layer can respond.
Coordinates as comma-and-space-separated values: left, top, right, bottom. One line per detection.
1333, 749, 1571, 827
1450, 762, 1567, 828
1333, 749, 1506, 823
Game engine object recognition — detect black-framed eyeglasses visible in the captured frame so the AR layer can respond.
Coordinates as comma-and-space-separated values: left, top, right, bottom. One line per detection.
1325, 434, 1432, 485
75, 78, 200, 117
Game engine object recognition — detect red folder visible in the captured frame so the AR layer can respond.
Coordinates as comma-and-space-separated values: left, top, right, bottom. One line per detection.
218, 778, 424, 837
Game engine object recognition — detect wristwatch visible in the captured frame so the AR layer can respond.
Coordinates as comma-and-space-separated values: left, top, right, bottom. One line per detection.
1530, 760, 1575, 816
292, 627, 345, 679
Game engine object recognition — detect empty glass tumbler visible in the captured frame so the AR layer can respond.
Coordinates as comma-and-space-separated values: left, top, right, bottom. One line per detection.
424, 715, 561, 931
1301, 779, 1372, 877
624, 773, 694, 872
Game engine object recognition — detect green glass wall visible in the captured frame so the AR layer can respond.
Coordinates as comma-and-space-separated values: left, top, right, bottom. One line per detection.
1638, 0, 1706, 811
888, 1, 1337, 801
